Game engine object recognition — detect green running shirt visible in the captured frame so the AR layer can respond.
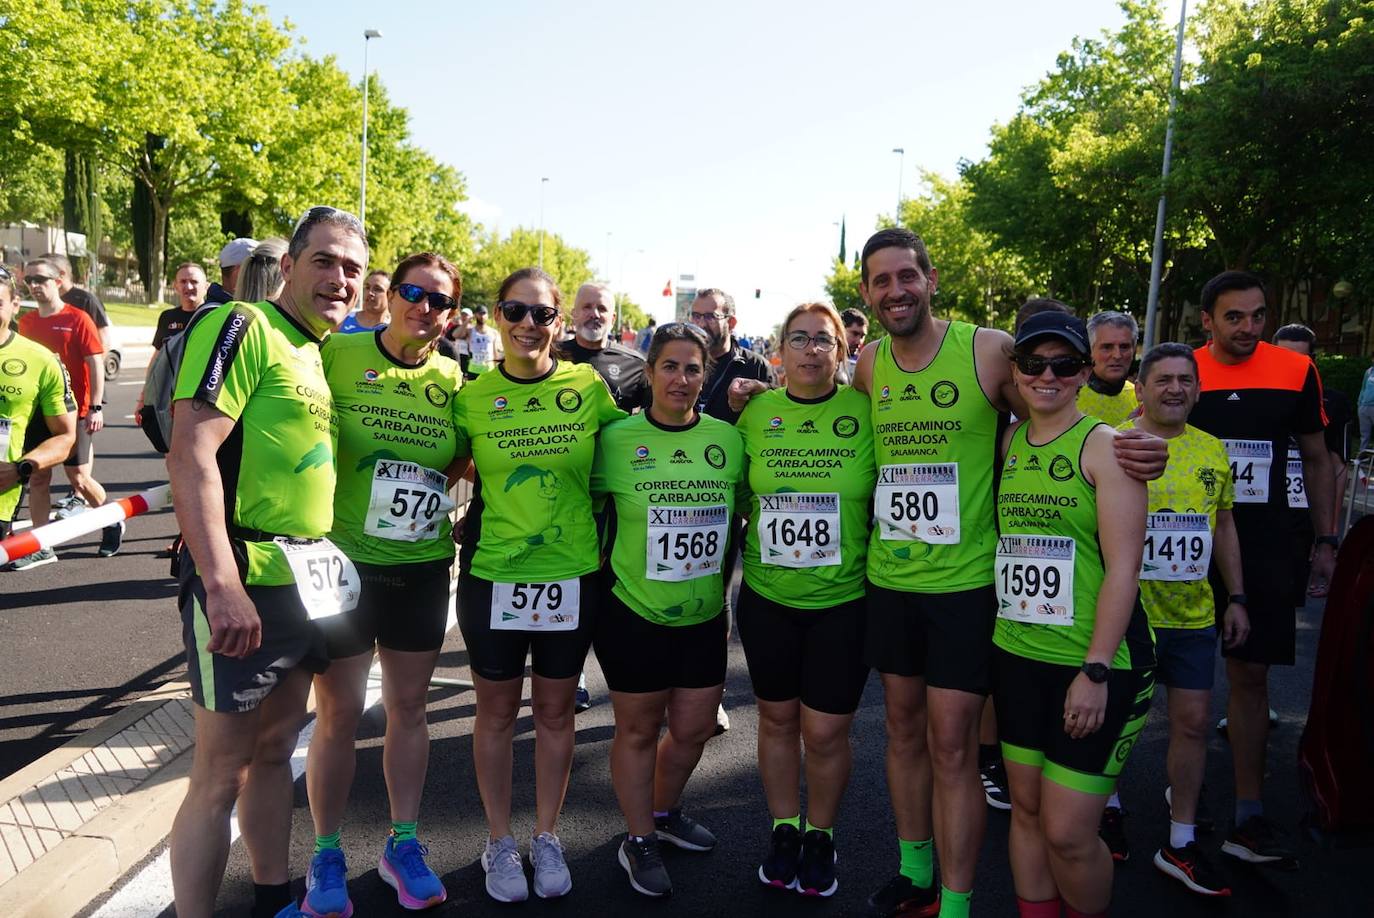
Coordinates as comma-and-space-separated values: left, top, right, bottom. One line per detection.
174, 301, 337, 585
0, 330, 75, 521
323, 329, 464, 565
453, 360, 625, 582
592, 411, 744, 626
1119, 421, 1234, 630
737, 385, 875, 608
868, 321, 1001, 592
994, 417, 1142, 669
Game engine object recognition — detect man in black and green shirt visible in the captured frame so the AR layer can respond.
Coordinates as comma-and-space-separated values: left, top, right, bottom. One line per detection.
167, 206, 368, 918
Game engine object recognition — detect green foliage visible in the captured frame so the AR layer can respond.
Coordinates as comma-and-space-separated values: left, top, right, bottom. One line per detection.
62, 150, 101, 281
823, 257, 865, 317
1315, 354, 1370, 408
614, 292, 650, 332
464, 228, 596, 311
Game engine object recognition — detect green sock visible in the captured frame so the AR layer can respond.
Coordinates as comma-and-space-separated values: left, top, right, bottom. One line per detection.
313, 829, 341, 855
898, 837, 933, 887
391, 820, 418, 842
804, 819, 833, 838
773, 815, 801, 830
938, 885, 972, 918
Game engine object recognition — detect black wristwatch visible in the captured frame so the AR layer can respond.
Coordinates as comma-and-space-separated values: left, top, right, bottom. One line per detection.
89, 404, 102, 413
1314, 535, 1339, 549
1228, 593, 1248, 607
16, 459, 36, 484
1081, 662, 1110, 684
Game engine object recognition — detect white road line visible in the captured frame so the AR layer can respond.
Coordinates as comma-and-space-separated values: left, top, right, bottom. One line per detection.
91, 588, 458, 917
117, 380, 143, 386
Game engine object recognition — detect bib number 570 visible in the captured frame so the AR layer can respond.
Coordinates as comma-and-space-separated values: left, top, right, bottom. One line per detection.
389, 487, 444, 522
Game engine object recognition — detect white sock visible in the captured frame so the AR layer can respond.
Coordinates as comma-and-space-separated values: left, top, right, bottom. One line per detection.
1169, 819, 1196, 849
1107, 792, 1122, 810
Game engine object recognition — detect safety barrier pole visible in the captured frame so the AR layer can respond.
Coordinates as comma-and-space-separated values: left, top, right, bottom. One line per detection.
0, 484, 171, 565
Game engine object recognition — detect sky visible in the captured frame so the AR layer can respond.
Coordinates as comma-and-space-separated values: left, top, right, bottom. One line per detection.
259, 0, 1183, 337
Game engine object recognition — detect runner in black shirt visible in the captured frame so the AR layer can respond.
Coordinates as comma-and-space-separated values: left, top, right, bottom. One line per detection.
562, 282, 650, 411
689, 288, 775, 424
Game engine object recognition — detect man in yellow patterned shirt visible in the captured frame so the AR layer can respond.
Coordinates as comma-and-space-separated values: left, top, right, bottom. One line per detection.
1119, 342, 1248, 898
1077, 311, 1140, 425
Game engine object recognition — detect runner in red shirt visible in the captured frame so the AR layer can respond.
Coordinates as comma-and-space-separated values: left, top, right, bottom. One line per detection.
15, 258, 122, 565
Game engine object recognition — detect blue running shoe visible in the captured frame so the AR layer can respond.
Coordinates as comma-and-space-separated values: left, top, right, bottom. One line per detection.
379, 835, 448, 910
301, 847, 352, 918
274, 903, 304, 918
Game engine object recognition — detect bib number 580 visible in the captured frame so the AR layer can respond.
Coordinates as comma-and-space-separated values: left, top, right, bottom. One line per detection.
888, 491, 939, 522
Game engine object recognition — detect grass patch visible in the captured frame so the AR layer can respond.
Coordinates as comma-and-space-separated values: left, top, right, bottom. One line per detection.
105, 302, 163, 327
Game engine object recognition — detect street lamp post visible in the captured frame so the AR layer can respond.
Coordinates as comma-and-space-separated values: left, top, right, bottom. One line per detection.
360, 29, 382, 231
1143, 1, 1187, 351
538, 177, 549, 269
892, 147, 905, 224
605, 231, 613, 284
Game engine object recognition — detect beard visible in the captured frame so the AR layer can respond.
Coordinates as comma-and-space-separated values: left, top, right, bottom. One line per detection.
577, 318, 608, 343
875, 293, 927, 338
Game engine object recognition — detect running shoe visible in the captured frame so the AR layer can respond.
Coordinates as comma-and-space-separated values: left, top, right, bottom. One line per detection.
98, 520, 125, 557
655, 808, 716, 851
378, 835, 447, 910
574, 685, 592, 713
301, 848, 352, 918
866, 874, 940, 917
1100, 805, 1129, 862
1154, 842, 1232, 896
10, 547, 57, 571
618, 834, 672, 897
714, 703, 730, 736
53, 495, 89, 519
757, 822, 801, 889
530, 831, 573, 899
480, 835, 529, 902
1221, 815, 1299, 869
981, 759, 1012, 811
795, 829, 838, 897
1164, 784, 1215, 834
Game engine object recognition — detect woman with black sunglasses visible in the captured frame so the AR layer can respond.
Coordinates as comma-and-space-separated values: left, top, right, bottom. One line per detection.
991, 311, 1153, 918
301, 251, 466, 915
451, 267, 626, 903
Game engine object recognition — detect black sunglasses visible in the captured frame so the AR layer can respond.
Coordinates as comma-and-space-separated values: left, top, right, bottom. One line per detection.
24, 275, 57, 286
395, 283, 456, 311
498, 300, 560, 326
0, 266, 11, 280
1014, 353, 1087, 378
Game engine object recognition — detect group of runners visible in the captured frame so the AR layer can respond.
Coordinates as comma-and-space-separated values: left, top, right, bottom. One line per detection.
14, 204, 1318, 917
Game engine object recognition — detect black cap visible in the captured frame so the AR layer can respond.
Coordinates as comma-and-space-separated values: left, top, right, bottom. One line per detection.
472, 304, 488, 315
1014, 311, 1089, 355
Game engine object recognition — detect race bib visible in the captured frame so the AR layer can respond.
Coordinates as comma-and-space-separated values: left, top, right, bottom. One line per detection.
875, 463, 960, 544
363, 460, 455, 542
275, 537, 361, 621
758, 492, 841, 568
646, 504, 729, 581
0, 417, 11, 459
1223, 439, 1272, 504
1140, 513, 1213, 581
1285, 446, 1307, 509
490, 579, 580, 631
995, 535, 1075, 626
470, 332, 493, 372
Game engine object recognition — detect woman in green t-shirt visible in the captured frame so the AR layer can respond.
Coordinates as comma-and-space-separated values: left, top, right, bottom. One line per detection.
305, 252, 465, 915
451, 268, 626, 904
734, 302, 875, 898
590, 323, 744, 899
990, 311, 1153, 917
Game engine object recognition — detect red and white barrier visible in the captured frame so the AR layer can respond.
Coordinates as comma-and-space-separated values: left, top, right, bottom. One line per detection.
0, 484, 171, 565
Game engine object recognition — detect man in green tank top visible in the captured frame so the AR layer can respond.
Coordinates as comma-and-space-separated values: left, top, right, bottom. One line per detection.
167, 206, 369, 918
847, 229, 1168, 918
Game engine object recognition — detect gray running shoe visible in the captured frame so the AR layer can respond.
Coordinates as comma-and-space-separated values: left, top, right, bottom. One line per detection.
530, 831, 572, 899
11, 547, 57, 571
654, 808, 716, 851
618, 834, 672, 897
480, 835, 528, 903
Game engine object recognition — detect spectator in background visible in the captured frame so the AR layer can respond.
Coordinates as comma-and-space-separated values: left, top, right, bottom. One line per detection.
1358, 352, 1374, 454
208, 237, 258, 306
689, 288, 775, 425
1079, 311, 1142, 427
234, 238, 288, 303
636, 317, 657, 355
151, 263, 209, 352
41, 252, 113, 352
339, 269, 390, 333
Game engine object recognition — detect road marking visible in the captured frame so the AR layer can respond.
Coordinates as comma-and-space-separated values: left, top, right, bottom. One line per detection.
117, 381, 143, 386
91, 588, 458, 916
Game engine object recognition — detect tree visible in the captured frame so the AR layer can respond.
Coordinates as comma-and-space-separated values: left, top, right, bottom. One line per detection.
614, 292, 649, 333
464, 228, 596, 310
62, 150, 101, 281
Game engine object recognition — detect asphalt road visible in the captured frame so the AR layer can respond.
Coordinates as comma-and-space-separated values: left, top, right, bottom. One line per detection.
5, 352, 1368, 916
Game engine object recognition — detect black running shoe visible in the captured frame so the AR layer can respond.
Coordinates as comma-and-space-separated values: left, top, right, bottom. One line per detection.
98, 520, 124, 557
1100, 805, 1129, 862
1154, 842, 1232, 896
1221, 815, 1299, 869
655, 808, 716, 852
618, 834, 672, 897
795, 829, 837, 897
981, 759, 1011, 811
866, 874, 939, 917
758, 823, 801, 890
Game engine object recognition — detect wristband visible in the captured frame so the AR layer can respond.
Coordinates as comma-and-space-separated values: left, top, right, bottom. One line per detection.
1314, 535, 1339, 549
1227, 593, 1248, 607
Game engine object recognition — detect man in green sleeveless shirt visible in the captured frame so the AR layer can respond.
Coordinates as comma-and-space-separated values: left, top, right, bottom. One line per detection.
849, 229, 1168, 918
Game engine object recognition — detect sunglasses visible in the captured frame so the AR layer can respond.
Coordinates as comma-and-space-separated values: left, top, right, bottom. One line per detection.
0, 266, 11, 280
1014, 354, 1088, 378
395, 283, 456, 311
498, 300, 560, 326
24, 275, 57, 286
785, 331, 838, 352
